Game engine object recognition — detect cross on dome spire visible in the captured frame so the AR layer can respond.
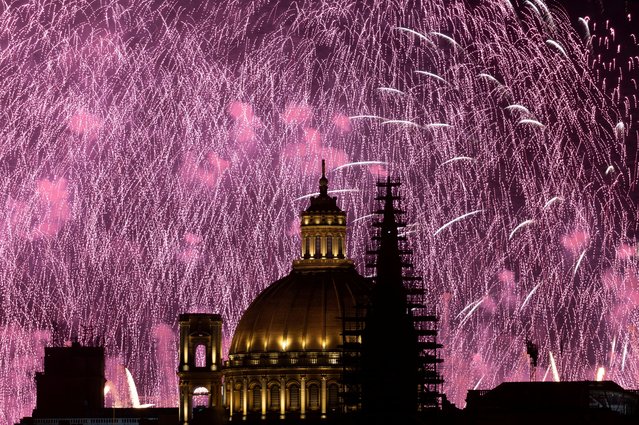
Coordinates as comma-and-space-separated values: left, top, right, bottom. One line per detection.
305, 159, 341, 213
319, 159, 328, 196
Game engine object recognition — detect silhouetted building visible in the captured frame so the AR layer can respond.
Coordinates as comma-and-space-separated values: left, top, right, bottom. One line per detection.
358, 178, 443, 424
18, 343, 177, 425
465, 381, 639, 424
32, 342, 105, 418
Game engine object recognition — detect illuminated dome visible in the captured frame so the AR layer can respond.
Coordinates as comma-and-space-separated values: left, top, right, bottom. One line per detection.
229, 160, 369, 356
224, 161, 370, 420
230, 267, 369, 354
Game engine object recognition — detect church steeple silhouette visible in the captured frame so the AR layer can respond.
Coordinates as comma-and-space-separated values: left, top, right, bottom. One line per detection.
360, 177, 443, 422
373, 177, 406, 302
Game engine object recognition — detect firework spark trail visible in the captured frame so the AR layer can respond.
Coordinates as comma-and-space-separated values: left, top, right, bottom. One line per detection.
549, 352, 561, 382
458, 297, 485, 327
509, 219, 534, 240
439, 156, 475, 167
433, 210, 484, 236
543, 196, 563, 209
0, 0, 637, 422
293, 188, 360, 201
415, 70, 448, 84
520, 281, 543, 311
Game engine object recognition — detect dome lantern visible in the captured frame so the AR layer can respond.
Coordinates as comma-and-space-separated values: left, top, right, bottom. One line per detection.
293, 160, 353, 270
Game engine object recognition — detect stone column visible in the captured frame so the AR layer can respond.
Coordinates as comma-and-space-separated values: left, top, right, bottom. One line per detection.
242, 378, 248, 418
229, 379, 234, 420
179, 321, 189, 370
321, 376, 327, 418
222, 381, 227, 408
261, 376, 267, 419
300, 376, 306, 419
179, 385, 191, 425
280, 376, 286, 419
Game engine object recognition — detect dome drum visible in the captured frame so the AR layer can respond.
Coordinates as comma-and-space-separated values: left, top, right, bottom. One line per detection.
224, 373, 344, 419
226, 351, 341, 368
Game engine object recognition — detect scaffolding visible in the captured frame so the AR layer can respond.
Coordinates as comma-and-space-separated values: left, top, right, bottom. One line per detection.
340, 178, 444, 412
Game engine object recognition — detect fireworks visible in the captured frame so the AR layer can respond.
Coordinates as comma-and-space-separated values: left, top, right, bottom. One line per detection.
0, 0, 637, 422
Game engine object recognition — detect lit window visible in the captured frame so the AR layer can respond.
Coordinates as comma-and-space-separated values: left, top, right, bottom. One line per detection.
195, 344, 206, 368
252, 386, 261, 411
289, 385, 300, 411
308, 384, 320, 410
270, 385, 280, 410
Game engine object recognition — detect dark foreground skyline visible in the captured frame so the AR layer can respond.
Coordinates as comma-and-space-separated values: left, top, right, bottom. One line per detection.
0, 1, 638, 424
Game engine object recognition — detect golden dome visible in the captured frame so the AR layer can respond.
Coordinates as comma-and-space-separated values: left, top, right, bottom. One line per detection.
229, 267, 369, 354
229, 160, 369, 357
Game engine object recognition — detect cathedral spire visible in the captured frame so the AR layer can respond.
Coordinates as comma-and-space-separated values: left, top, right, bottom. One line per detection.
374, 177, 405, 292
293, 160, 353, 270
361, 177, 444, 415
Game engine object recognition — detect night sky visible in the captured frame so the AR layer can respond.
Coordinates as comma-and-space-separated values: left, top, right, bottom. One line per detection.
1, 1, 639, 423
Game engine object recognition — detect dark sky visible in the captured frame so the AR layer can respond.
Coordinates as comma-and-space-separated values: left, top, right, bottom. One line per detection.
555, 0, 639, 18
555, 0, 639, 202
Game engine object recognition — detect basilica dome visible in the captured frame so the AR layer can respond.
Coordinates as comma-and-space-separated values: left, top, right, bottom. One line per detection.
224, 161, 370, 419
229, 267, 369, 354
229, 160, 370, 356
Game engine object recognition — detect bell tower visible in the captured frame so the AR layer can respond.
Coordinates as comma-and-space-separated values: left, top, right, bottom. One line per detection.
293, 159, 353, 270
177, 313, 223, 425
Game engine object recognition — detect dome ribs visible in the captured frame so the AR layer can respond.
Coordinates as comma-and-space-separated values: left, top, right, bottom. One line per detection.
227, 267, 369, 355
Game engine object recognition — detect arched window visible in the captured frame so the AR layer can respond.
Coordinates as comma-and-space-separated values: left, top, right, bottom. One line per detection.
289, 385, 300, 411
337, 237, 343, 258
252, 386, 261, 411
326, 236, 333, 258
193, 387, 209, 408
195, 344, 206, 368
270, 385, 280, 410
315, 236, 321, 258
328, 383, 339, 410
237, 383, 243, 410
308, 384, 320, 410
